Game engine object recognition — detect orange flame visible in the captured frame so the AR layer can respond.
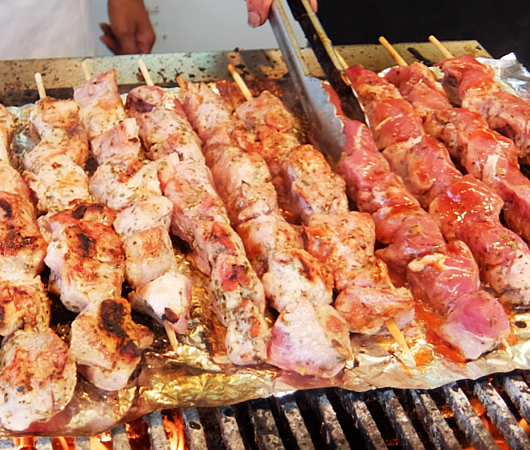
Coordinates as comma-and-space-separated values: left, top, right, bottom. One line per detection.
163, 413, 186, 450
470, 396, 509, 450
52, 437, 73, 450
519, 418, 530, 436
15, 437, 35, 450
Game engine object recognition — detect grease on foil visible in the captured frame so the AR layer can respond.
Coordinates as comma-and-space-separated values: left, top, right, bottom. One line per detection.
4, 76, 530, 437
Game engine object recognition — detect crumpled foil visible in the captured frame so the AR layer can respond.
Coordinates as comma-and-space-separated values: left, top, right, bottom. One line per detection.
3, 73, 530, 437
478, 53, 530, 102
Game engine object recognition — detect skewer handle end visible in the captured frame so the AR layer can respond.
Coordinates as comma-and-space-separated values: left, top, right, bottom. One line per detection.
34, 72, 46, 100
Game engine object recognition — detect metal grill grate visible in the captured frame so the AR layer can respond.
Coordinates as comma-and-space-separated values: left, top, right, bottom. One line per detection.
5, 371, 530, 449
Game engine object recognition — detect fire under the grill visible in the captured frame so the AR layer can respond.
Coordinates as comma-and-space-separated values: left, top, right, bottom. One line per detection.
3, 369, 530, 449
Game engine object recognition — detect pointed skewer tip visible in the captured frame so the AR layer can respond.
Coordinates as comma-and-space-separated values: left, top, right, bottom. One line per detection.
385, 319, 417, 368
164, 320, 180, 353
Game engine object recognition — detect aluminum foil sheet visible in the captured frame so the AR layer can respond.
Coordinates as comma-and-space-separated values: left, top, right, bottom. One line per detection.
2, 48, 530, 437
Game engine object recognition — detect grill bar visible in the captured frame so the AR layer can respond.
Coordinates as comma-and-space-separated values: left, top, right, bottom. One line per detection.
441, 382, 498, 450
144, 411, 170, 450
218, 405, 246, 450
75, 437, 90, 450
110, 425, 131, 450
408, 389, 462, 450
341, 390, 389, 450
502, 373, 530, 424
309, 390, 350, 449
475, 380, 530, 449
35, 438, 52, 450
248, 398, 285, 449
278, 395, 316, 449
377, 390, 426, 450
182, 407, 208, 450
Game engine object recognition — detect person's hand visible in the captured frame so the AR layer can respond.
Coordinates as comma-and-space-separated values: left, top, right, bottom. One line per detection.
100, 0, 156, 55
246, 0, 318, 27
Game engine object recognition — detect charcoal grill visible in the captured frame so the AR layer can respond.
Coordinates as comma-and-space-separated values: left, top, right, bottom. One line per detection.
0, 22, 518, 447
2, 370, 530, 449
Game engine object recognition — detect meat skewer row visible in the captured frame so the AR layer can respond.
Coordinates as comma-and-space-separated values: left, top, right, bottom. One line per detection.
382, 39, 530, 241
179, 74, 353, 377
24, 74, 153, 392
228, 65, 417, 364
0, 100, 76, 432
27, 74, 125, 312
428, 37, 530, 165
340, 120, 510, 359
325, 58, 511, 359
79, 64, 191, 347
116, 62, 271, 367
377, 40, 530, 309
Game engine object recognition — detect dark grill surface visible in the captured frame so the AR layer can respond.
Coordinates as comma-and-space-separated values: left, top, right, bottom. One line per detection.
5, 370, 530, 450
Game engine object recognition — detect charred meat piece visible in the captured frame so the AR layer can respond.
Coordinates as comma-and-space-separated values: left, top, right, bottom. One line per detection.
0, 190, 47, 276
70, 297, 153, 391
210, 253, 269, 365
24, 154, 93, 214
44, 216, 125, 312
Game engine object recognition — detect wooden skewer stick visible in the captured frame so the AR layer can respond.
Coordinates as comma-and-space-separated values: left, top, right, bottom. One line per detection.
385, 318, 416, 366
176, 74, 187, 101
334, 50, 353, 86
379, 36, 408, 67
335, 50, 349, 71
164, 320, 180, 354
34, 72, 46, 100
227, 63, 253, 102
176, 75, 186, 91
138, 58, 154, 87
428, 35, 455, 59
82, 61, 92, 81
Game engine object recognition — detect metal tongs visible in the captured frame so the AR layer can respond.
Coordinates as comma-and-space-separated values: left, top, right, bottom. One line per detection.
269, 0, 368, 164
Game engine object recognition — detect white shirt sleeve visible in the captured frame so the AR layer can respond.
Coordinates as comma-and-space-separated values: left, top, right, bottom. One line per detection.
0, 0, 96, 60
